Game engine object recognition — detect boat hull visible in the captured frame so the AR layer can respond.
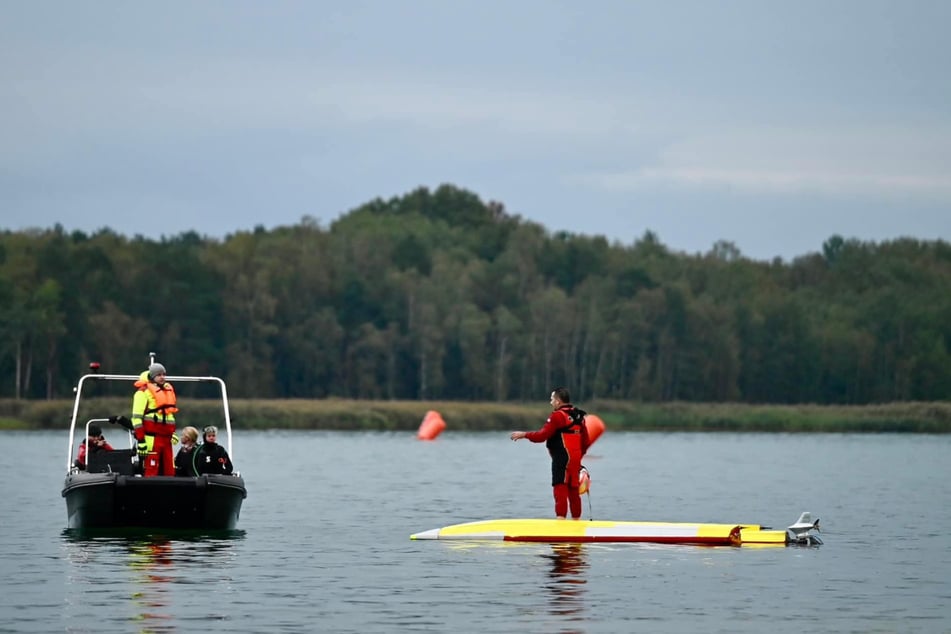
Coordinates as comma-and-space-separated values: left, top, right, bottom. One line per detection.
411, 518, 745, 545
62, 473, 247, 531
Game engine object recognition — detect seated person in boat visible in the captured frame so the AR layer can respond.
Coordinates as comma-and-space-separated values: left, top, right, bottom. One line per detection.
174, 426, 200, 477
175, 426, 198, 477
195, 425, 234, 475
74, 424, 114, 470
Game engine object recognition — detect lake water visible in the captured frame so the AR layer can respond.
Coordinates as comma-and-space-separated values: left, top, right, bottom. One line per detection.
1, 429, 950, 633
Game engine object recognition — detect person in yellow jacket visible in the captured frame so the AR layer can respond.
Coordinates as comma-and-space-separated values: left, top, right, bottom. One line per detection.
131, 363, 179, 477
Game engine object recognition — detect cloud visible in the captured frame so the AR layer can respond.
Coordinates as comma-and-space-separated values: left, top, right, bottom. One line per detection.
2, 46, 639, 163
572, 126, 951, 199
582, 166, 951, 198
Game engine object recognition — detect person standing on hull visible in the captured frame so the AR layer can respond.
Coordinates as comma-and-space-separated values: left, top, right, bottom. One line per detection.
511, 387, 590, 520
131, 362, 179, 477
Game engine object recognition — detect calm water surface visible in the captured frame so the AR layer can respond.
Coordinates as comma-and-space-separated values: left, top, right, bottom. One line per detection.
1, 430, 950, 633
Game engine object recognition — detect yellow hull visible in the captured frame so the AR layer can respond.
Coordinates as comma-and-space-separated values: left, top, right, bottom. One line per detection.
739, 525, 789, 545
412, 518, 745, 545
413, 512, 820, 546
411, 519, 800, 545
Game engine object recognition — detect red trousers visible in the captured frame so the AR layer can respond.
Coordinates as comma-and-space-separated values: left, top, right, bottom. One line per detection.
143, 435, 175, 477
553, 484, 583, 519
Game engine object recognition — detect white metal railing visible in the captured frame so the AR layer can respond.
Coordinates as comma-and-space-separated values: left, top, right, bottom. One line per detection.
65, 373, 235, 474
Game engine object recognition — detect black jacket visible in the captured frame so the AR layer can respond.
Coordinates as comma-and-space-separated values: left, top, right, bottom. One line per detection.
194, 441, 234, 475
174, 446, 199, 477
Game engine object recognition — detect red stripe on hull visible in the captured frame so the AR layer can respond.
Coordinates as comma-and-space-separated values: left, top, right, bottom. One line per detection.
500, 525, 742, 546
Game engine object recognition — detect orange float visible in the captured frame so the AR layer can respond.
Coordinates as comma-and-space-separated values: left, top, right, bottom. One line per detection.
584, 414, 605, 446
417, 410, 446, 440
578, 466, 590, 495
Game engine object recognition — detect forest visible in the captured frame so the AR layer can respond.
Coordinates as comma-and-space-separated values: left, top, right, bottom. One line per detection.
1, 184, 949, 406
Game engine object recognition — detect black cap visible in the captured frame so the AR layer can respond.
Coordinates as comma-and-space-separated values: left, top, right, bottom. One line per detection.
88, 424, 102, 437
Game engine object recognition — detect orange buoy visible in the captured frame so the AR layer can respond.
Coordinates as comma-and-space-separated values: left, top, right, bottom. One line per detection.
417, 410, 446, 440
585, 414, 605, 446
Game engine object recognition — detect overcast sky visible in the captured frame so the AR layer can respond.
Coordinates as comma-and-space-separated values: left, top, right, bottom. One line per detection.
3, 1, 949, 261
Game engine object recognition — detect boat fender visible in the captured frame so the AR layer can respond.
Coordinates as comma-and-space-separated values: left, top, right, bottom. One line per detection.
579, 466, 590, 495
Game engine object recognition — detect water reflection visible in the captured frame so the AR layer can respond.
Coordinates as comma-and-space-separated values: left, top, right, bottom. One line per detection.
542, 543, 588, 624
127, 539, 177, 631
61, 531, 243, 633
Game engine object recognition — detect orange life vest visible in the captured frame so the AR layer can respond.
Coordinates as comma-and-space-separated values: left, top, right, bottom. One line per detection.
134, 378, 178, 422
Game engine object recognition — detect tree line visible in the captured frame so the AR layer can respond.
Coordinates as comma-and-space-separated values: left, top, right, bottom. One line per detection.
1, 184, 949, 405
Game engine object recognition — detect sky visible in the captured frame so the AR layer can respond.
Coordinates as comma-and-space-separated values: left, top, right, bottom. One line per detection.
2, 1, 949, 261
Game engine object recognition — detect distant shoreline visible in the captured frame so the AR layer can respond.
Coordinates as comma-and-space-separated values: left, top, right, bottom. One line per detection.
2, 398, 949, 433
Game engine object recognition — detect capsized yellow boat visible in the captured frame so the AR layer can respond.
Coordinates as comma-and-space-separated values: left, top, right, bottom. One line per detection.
411, 512, 821, 546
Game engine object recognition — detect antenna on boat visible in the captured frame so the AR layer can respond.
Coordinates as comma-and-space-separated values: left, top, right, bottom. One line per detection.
149, 351, 156, 365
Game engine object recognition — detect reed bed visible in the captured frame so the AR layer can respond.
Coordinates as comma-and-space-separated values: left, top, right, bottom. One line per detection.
1, 398, 949, 433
